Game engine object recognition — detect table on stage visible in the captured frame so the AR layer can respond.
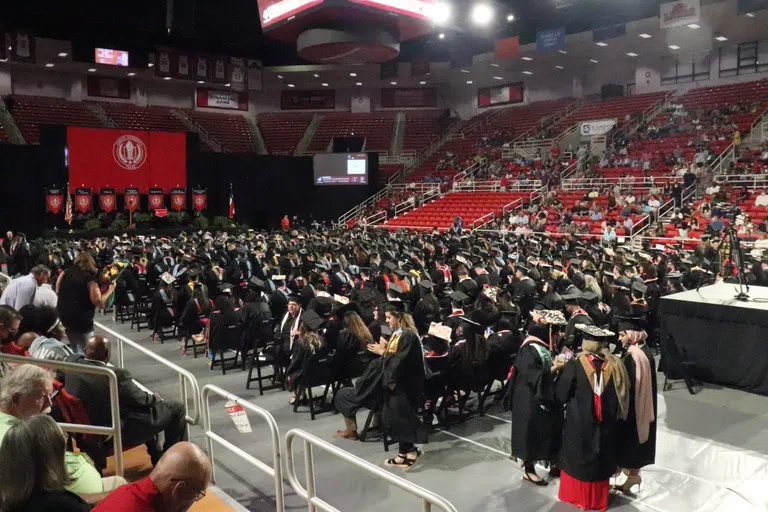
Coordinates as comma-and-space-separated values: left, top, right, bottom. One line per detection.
659, 282, 768, 395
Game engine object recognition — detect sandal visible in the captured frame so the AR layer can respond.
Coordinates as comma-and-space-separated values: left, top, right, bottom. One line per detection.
522, 472, 549, 487
385, 449, 421, 471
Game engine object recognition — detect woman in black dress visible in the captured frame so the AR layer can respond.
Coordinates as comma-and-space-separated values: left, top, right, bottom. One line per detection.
615, 317, 657, 493
286, 310, 327, 404
412, 280, 440, 335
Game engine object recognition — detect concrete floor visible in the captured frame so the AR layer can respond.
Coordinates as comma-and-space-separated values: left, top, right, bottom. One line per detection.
96, 313, 768, 512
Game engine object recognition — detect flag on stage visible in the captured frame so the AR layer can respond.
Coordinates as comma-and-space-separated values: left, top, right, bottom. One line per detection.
228, 183, 235, 219
64, 186, 73, 226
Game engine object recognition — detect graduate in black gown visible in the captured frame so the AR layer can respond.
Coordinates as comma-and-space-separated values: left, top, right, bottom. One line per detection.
286, 310, 328, 404
614, 317, 657, 494
510, 310, 567, 486
556, 324, 630, 511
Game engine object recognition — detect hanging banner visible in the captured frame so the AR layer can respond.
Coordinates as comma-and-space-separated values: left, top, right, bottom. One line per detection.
380, 60, 399, 80
494, 36, 520, 61
124, 187, 140, 212
229, 57, 247, 92
192, 188, 207, 211
536, 27, 565, 52
148, 188, 165, 210
155, 47, 172, 77
195, 54, 211, 81
75, 188, 92, 214
660, 0, 700, 29
580, 119, 617, 136
381, 88, 437, 108
170, 188, 186, 211
213, 57, 229, 84
196, 88, 248, 111
46, 188, 64, 214
478, 83, 524, 108
10, 31, 35, 63
99, 188, 117, 213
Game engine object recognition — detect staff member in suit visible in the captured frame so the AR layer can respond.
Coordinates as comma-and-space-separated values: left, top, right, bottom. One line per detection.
64, 335, 187, 467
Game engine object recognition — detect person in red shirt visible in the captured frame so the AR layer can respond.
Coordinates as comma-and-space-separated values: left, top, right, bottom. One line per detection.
0, 331, 34, 356
92, 442, 211, 512
281, 215, 290, 231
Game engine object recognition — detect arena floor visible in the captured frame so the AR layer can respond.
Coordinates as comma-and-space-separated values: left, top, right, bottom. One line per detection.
96, 313, 768, 512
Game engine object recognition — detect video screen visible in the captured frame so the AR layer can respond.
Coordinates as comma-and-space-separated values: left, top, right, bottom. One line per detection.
257, 0, 325, 29
313, 153, 368, 186
347, 0, 437, 20
95, 48, 129, 67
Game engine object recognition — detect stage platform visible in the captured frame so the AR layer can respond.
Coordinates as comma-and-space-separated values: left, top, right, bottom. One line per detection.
660, 283, 768, 395
92, 309, 768, 512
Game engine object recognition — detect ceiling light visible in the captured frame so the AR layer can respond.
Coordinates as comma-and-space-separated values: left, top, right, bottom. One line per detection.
715, 35, 728, 42
6, 46, 10, 51
197, 80, 204, 84
627, 52, 638, 57
287, 83, 295, 87
88, 68, 97, 72
391, 81, 397, 85
127, 72, 136, 76
432, 2, 452, 24
559, 50, 567, 54
639, 33, 652, 39
467, 80, 473, 84
589, 59, 598, 63
507, 14, 515, 22
596, 41, 608, 47
148, 63, 154, 67
356, 82, 363, 86
349, 72, 357, 77
313, 73, 319, 78
439, 33, 445, 39
471, 3, 494, 26
420, 81, 426, 85
58, 52, 68, 57
668, 45, 680, 50
522, 71, 533, 75
322, 83, 328, 87
461, 69, 471, 73
490, 63, 500, 67
746, 12, 755, 17
225, 83, 231, 87
277, 75, 284, 79
163, 77, 172, 80
687, 23, 700, 29
45, 63, 54, 67
493, 76, 503, 80
555, 65, 564, 69
521, 56, 533, 61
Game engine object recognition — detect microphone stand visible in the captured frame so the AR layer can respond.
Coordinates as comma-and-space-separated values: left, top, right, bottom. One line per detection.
727, 211, 749, 301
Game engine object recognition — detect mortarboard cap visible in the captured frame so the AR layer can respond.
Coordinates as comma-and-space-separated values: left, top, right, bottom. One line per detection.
160, 272, 175, 285
632, 281, 648, 294
301, 310, 325, 331
419, 279, 435, 290
448, 290, 469, 304
576, 324, 614, 339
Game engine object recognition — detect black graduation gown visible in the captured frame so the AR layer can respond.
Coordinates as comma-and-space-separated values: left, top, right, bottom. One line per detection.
617, 344, 657, 469
556, 356, 623, 482
412, 299, 439, 336
286, 339, 328, 392
564, 312, 593, 350
512, 277, 537, 317
381, 332, 428, 445
457, 278, 479, 302
510, 341, 561, 462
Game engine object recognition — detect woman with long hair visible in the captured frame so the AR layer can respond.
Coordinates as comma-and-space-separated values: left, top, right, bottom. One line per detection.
178, 283, 214, 355
0, 415, 90, 511
206, 294, 240, 365
412, 280, 440, 335
449, 311, 491, 393
286, 311, 327, 404
366, 305, 427, 470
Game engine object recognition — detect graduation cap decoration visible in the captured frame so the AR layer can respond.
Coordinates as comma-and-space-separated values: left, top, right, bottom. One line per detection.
576, 324, 615, 339
333, 294, 350, 305
388, 283, 403, 294
301, 310, 325, 331
217, 283, 234, 295
160, 272, 176, 285
271, 275, 287, 281
428, 322, 453, 342
532, 309, 567, 325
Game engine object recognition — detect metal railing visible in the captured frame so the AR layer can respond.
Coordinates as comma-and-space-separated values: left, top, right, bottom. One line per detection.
285, 429, 459, 512
95, 322, 201, 435
714, 173, 768, 189
710, 143, 736, 175
502, 197, 523, 216
471, 211, 496, 230
0, 353, 124, 477
747, 106, 768, 143
629, 184, 696, 242
452, 158, 487, 183
562, 176, 683, 190
452, 180, 542, 192
201, 385, 284, 512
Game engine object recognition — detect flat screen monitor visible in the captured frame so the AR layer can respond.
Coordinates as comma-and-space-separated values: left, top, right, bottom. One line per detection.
313, 153, 368, 186
95, 48, 129, 66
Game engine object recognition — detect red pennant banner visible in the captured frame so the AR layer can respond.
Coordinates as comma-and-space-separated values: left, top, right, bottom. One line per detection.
124, 187, 140, 212
191, 188, 207, 211
170, 187, 186, 212
75, 188, 92, 214
46, 188, 64, 214
148, 187, 164, 210
155, 208, 168, 218
99, 188, 117, 213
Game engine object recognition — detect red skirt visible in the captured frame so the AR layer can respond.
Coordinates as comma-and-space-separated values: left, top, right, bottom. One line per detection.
558, 471, 609, 511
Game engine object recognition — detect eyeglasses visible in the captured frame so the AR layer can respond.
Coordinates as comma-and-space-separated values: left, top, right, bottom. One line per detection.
170, 479, 206, 501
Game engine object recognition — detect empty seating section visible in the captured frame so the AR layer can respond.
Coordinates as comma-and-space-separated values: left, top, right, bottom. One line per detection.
484, 97, 574, 137
679, 79, 768, 109
187, 110, 255, 153
384, 192, 529, 230
307, 112, 396, 153
258, 113, 314, 154
10, 95, 103, 144
101, 103, 188, 132
553, 92, 668, 132
402, 111, 453, 151
379, 164, 404, 183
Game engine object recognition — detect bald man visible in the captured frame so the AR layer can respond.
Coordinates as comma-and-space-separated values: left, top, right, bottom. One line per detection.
65, 335, 188, 468
92, 441, 212, 512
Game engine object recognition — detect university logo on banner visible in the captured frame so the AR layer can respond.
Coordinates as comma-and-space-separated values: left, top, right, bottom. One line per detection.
148, 188, 164, 210
99, 188, 117, 213
660, 0, 700, 29
75, 188, 92, 214
494, 36, 520, 61
46, 188, 64, 214
124, 187, 140, 212
113, 135, 148, 170
580, 119, 617, 136
536, 27, 565, 52
170, 188, 186, 211
192, 189, 207, 211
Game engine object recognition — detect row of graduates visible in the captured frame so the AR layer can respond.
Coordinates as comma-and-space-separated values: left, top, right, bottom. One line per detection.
510, 311, 657, 511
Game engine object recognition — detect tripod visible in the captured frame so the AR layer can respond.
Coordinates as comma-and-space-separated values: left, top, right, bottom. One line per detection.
725, 215, 749, 301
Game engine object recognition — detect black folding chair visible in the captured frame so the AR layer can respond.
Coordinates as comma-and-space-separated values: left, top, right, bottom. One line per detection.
292, 350, 334, 420
211, 323, 244, 375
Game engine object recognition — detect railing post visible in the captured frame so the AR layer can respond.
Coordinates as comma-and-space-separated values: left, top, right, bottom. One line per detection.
304, 441, 317, 512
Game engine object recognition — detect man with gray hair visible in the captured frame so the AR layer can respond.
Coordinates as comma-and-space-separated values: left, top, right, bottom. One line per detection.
0, 364, 126, 504
0, 264, 51, 310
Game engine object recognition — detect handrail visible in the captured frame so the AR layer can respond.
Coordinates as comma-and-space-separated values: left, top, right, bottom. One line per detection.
94, 321, 201, 432
471, 211, 496, 230
714, 173, 768, 189
748, 105, 768, 143
0, 353, 124, 477
560, 159, 580, 181
285, 428, 459, 512
502, 197, 523, 215
562, 176, 682, 190
364, 210, 387, 225
201, 385, 284, 512
709, 143, 735, 175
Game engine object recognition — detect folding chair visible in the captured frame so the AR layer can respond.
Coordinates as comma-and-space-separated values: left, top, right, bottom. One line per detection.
210, 323, 244, 375
292, 350, 335, 420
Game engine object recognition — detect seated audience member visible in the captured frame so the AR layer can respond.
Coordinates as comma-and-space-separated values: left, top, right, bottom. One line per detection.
286, 310, 328, 404
0, 304, 21, 344
0, 364, 124, 501
64, 335, 188, 466
0, 415, 91, 512
92, 442, 212, 512
756, 190, 768, 207
0, 264, 51, 311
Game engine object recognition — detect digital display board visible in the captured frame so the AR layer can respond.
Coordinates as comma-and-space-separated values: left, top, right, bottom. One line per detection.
347, 0, 437, 20
257, 0, 325, 29
313, 153, 368, 185
95, 48, 129, 67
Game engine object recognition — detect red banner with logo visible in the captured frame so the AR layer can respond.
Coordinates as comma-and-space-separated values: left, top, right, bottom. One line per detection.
191, 188, 207, 211
170, 188, 186, 211
124, 187, 140, 212
99, 188, 117, 213
494, 36, 520, 61
148, 188, 164, 210
67, 128, 186, 193
75, 188, 92, 214
46, 188, 64, 214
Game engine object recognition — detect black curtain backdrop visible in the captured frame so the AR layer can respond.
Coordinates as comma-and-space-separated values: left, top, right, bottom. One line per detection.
0, 128, 378, 236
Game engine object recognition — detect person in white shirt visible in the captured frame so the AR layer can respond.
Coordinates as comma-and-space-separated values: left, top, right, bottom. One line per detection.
0, 265, 51, 311
31, 283, 58, 308
755, 191, 768, 207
